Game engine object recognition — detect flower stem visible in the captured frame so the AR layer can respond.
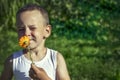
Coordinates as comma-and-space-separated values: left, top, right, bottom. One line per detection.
27, 47, 34, 64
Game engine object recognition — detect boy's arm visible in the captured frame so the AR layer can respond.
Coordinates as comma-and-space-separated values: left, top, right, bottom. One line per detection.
56, 53, 71, 80
0, 55, 13, 80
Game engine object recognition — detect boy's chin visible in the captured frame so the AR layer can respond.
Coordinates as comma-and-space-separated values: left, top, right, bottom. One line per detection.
28, 44, 37, 50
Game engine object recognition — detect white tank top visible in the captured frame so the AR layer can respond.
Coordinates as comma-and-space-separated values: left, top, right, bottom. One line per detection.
13, 48, 57, 80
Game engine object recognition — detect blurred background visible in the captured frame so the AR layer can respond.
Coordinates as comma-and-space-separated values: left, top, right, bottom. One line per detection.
0, 0, 120, 80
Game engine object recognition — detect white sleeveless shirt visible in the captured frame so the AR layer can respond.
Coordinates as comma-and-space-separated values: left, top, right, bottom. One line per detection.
13, 48, 57, 80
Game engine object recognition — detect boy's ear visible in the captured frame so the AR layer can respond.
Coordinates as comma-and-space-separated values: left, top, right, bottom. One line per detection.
44, 24, 51, 38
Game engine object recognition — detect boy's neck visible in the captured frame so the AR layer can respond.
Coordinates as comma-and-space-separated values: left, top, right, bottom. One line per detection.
23, 47, 47, 62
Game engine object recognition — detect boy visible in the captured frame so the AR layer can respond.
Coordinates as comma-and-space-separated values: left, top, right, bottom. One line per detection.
0, 4, 70, 80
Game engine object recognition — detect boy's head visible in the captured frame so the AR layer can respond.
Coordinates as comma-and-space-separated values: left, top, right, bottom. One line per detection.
16, 4, 51, 49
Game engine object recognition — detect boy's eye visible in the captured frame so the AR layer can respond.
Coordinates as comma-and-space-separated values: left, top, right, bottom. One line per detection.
30, 27, 36, 31
18, 28, 25, 31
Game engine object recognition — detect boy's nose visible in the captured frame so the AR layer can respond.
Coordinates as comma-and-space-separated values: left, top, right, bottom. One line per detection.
25, 28, 31, 36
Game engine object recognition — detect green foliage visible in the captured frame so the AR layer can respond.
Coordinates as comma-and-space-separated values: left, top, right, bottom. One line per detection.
0, 0, 120, 80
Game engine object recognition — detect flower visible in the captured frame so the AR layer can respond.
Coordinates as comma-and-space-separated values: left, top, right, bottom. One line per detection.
19, 36, 30, 48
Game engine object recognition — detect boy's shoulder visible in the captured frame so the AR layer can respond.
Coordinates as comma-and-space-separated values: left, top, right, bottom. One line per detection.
5, 50, 23, 62
12, 50, 23, 57
48, 48, 57, 53
48, 48, 64, 59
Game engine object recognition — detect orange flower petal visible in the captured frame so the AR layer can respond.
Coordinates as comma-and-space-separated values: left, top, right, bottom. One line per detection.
19, 36, 30, 48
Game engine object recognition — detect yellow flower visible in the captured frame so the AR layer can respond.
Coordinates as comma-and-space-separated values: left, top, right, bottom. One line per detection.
19, 36, 30, 48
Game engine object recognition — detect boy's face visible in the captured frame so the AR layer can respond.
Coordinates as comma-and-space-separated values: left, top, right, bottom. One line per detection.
17, 10, 51, 49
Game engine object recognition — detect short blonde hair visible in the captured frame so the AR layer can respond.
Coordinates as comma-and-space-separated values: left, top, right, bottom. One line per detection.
16, 4, 49, 26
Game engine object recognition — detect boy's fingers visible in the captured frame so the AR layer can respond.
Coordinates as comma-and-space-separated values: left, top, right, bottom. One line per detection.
31, 63, 39, 73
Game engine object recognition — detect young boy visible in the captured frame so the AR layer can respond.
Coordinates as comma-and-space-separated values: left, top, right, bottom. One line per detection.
0, 4, 70, 80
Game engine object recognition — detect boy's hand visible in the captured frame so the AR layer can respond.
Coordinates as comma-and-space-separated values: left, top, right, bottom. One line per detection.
29, 63, 51, 80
